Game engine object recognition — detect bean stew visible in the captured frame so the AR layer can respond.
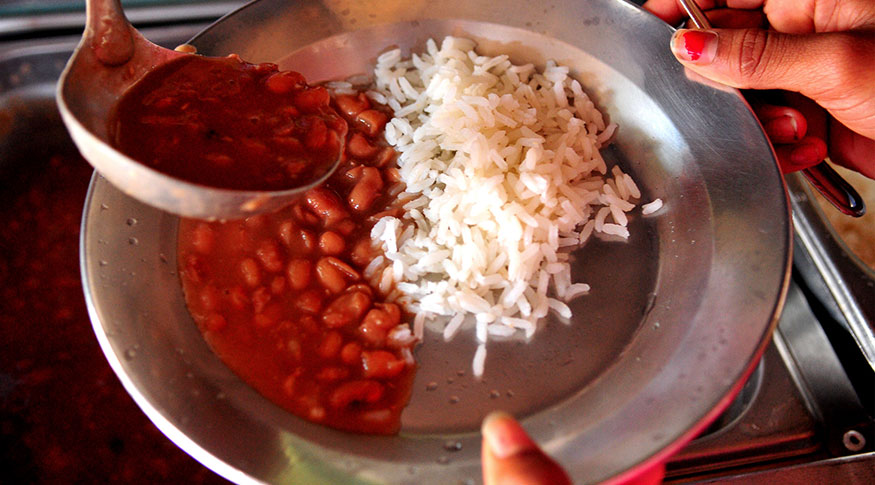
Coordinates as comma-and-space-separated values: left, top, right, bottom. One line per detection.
110, 54, 346, 191
177, 88, 416, 434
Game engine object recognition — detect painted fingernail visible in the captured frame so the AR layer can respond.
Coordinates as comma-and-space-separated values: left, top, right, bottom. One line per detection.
482, 411, 538, 459
670, 29, 718, 64
764, 115, 800, 142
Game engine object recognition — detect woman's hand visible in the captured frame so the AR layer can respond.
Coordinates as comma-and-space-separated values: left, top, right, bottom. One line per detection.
642, 0, 875, 178
480, 412, 665, 485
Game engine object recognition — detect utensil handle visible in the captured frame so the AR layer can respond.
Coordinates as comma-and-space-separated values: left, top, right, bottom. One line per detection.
802, 163, 866, 217
86, 0, 135, 66
676, 0, 866, 218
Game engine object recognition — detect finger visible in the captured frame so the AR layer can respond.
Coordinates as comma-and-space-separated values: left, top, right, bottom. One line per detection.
481, 412, 571, 485
705, 8, 765, 29
830, 120, 875, 179
669, 29, 875, 138
775, 136, 827, 174
751, 103, 807, 144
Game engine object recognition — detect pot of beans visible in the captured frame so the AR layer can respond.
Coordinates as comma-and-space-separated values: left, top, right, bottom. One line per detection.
80, 0, 791, 483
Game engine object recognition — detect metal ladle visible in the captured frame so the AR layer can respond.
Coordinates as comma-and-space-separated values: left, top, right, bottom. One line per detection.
57, 0, 341, 220
678, 0, 865, 217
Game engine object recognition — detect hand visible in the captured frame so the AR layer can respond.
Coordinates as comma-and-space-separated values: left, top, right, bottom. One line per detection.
642, 0, 875, 178
480, 412, 665, 485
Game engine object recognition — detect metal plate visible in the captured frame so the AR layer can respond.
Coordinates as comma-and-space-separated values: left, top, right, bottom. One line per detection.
80, 0, 792, 483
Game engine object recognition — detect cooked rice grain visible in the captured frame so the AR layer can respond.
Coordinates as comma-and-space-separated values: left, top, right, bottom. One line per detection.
370, 36, 660, 376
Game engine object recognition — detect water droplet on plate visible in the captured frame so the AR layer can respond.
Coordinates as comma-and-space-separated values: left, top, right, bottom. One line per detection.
99, 260, 108, 267
126, 217, 138, 226
123, 348, 136, 360
449, 395, 460, 404
128, 237, 139, 246
436, 456, 450, 465
443, 441, 462, 452
426, 381, 438, 391
489, 389, 501, 399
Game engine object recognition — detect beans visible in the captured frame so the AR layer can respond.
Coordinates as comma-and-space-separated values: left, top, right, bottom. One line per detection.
240, 258, 261, 287
191, 223, 215, 254
256, 240, 284, 272
350, 240, 374, 267
347, 132, 379, 159
328, 380, 384, 409
373, 147, 396, 168
355, 109, 388, 137
325, 257, 360, 280
318, 330, 343, 359
305, 117, 328, 149
295, 289, 323, 314
340, 342, 362, 365
316, 257, 346, 293
361, 350, 406, 379
319, 231, 345, 255
293, 86, 330, 112
199, 285, 221, 312
270, 275, 287, 294
287, 258, 312, 290
227, 285, 249, 310
305, 187, 348, 226
348, 167, 383, 212
265, 70, 306, 94
316, 366, 349, 382
335, 93, 370, 119
203, 313, 227, 332
254, 303, 282, 328
252, 286, 271, 313
322, 291, 372, 328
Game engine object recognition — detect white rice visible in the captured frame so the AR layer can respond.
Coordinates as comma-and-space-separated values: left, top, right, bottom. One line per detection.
369, 36, 662, 376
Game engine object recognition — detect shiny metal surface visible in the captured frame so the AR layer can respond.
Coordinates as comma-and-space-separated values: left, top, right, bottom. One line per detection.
57, 0, 340, 220
80, 0, 792, 483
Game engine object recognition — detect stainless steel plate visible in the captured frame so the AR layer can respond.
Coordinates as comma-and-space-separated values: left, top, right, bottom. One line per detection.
80, 0, 792, 483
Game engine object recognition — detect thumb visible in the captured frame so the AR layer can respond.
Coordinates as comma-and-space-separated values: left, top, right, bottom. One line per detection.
481, 412, 571, 485
669, 28, 866, 97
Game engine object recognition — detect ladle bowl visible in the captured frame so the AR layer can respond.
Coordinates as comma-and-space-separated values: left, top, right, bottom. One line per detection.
57, 0, 340, 220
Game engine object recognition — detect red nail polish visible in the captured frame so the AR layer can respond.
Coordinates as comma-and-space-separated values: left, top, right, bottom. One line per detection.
671, 29, 718, 64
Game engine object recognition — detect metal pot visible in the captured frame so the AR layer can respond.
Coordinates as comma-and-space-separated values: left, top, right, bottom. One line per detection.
79, 0, 791, 483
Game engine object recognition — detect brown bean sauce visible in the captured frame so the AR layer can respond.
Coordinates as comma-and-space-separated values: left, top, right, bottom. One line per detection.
177, 89, 415, 434
110, 54, 346, 191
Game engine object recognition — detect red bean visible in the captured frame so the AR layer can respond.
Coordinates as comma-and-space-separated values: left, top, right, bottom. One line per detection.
240, 258, 261, 287
265, 70, 306, 94
361, 308, 395, 331
203, 313, 227, 332
227, 285, 249, 310
322, 290, 372, 328
318, 330, 343, 359
328, 380, 384, 409
305, 117, 328, 149
191, 223, 215, 254
305, 187, 348, 226
319, 231, 345, 255
278, 219, 296, 246
270, 275, 287, 294
355, 109, 388, 137
287, 258, 312, 290
348, 167, 383, 212
316, 366, 349, 382
316, 257, 346, 293
256, 240, 284, 273
252, 286, 271, 314
282, 369, 303, 397
295, 289, 323, 314
293, 86, 330, 112
373, 147, 397, 168
335, 93, 370, 119
324, 257, 360, 280
383, 166, 402, 184
350, 240, 374, 267
183, 254, 208, 284
347, 132, 379, 159
199, 285, 221, 312
340, 342, 362, 365
361, 350, 406, 379
334, 219, 356, 236
254, 303, 282, 328
358, 319, 387, 347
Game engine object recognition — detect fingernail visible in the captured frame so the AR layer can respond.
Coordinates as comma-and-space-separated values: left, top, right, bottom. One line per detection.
671, 29, 718, 64
764, 115, 800, 141
482, 411, 538, 459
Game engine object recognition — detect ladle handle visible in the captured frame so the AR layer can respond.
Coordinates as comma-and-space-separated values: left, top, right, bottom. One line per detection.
676, 0, 866, 217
